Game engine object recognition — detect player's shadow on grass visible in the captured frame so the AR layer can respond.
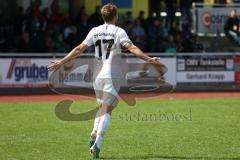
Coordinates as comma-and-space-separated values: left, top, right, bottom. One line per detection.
101, 155, 240, 160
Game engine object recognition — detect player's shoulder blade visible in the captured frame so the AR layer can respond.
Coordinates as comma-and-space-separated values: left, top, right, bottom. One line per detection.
116, 26, 126, 35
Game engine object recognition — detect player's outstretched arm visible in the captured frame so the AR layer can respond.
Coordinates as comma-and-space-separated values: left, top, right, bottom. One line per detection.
48, 43, 88, 71
123, 42, 162, 65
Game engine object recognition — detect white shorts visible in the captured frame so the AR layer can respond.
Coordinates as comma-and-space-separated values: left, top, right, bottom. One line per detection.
93, 78, 121, 107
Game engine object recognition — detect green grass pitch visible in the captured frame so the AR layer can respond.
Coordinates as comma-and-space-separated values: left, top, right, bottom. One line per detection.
0, 98, 240, 160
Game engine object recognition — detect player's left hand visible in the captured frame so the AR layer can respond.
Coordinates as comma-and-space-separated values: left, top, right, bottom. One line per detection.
148, 57, 161, 65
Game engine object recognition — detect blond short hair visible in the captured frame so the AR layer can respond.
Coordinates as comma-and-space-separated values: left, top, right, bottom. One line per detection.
101, 3, 118, 23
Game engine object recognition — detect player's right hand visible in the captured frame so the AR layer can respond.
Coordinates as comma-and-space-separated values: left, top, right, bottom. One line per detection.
48, 60, 62, 72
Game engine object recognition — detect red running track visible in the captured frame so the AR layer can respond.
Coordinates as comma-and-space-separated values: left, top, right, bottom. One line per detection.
0, 92, 239, 102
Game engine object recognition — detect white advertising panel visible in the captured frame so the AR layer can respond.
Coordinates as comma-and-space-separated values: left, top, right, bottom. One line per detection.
177, 54, 235, 83
177, 71, 234, 82
0, 59, 51, 88
0, 57, 177, 88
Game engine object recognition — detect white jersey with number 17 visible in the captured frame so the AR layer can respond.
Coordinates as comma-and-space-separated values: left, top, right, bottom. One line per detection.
83, 24, 131, 79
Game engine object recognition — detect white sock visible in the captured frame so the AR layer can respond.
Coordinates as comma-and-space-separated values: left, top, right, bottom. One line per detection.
94, 113, 111, 148
91, 108, 102, 136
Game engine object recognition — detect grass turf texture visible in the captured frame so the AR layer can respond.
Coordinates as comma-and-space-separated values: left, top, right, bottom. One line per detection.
0, 98, 240, 160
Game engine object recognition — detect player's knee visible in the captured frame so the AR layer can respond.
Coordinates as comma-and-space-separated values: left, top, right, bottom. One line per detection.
97, 104, 102, 109
101, 105, 113, 115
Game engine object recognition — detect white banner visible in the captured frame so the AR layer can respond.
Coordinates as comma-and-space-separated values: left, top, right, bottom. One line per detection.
0, 59, 51, 87
177, 71, 234, 82
196, 7, 240, 34
0, 57, 177, 88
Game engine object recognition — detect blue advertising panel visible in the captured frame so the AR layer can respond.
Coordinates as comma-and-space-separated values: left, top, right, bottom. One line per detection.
102, 0, 132, 8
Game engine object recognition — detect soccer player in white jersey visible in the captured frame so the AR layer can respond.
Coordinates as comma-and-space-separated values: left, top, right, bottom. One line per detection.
48, 3, 163, 159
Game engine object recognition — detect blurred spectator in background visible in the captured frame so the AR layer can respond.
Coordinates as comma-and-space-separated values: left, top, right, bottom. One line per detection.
64, 22, 77, 49
233, 0, 240, 3
174, 33, 184, 52
156, 19, 168, 51
169, 22, 181, 36
226, 0, 233, 4
49, 2, 66, 34
180, 0, 193, 25
123, 21, 133, 36
214, 0, 227, 4
164, 0, 177, 28
0, 23, 4, 51
158, 19, 168, 38
26, 0, 47, 52
147, 18, 160, 52
14, 7, 25, 37
181, 20, 192, 40
182, 35, 198, 52
0, 0, 202, 53
131, 19, 146, 51
53, 34, 67, 53
42, 8, 50, 32
224, 9, 240, 44
76, 6, 88, 22
76, 14, 91, 45
137, 10, 146, 29
145, 12, 156, 34
162, 35, 177, 54
45, 34, 54, 52
16, 32, 32, 53
124, 11, 134, 26
88, 6, 103, 27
